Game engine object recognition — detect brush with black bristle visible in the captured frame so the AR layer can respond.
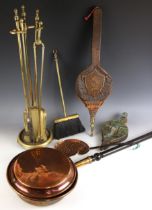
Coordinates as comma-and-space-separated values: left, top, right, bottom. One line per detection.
52, 49, 85, 139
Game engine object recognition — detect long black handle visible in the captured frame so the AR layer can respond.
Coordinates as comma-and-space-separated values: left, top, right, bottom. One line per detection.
75, 131, 152, 167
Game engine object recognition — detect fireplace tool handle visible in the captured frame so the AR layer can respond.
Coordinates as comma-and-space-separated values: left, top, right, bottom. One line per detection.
75, 131, 152, 167
33, 9, 45, 141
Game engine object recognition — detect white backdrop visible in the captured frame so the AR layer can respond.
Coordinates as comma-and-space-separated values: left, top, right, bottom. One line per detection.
1, 131, 152, 210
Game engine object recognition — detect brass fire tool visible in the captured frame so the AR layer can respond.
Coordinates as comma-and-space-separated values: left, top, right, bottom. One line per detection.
10, 6, 52, 149
52, 49, 85, 139
75, 7, 112, 136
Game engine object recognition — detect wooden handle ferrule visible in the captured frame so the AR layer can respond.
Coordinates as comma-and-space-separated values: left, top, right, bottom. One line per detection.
75, 157, 93, 168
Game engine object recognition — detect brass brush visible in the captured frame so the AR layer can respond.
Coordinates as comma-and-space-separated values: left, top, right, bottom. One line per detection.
52, 49, 85, 139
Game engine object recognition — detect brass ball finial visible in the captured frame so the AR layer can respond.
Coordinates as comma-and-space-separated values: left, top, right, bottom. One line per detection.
14, 8, 18, 15
21, 5, 26, 18
21, 5, 25, 10
14, 8, 19, 21
35, 9, 40, 21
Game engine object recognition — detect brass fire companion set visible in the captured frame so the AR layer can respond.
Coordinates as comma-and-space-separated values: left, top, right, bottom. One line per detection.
10, 6, 51, 149
6, 5, 151, 206
10, 5, 111, 149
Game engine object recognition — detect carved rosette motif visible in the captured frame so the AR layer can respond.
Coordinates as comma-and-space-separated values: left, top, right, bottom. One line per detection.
76, 65, 112, 112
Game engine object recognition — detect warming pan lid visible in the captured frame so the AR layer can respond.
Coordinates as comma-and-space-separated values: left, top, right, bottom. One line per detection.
7, 148, 77, 199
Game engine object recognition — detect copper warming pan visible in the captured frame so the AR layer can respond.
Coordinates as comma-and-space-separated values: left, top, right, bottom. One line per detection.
7, 148, 78, 205
7, 132, 152, 205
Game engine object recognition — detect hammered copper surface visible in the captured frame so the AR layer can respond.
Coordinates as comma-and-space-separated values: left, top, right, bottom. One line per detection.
7, 148, 77, 200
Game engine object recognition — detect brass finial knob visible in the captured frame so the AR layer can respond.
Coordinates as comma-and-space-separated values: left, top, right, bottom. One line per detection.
35, 9, 40, 21
14, 8, 19, 21
21, 5, 26, 20
53, 49, 58, 60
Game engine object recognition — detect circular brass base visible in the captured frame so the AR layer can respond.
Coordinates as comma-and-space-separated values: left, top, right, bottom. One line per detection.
17, 129, 52, 149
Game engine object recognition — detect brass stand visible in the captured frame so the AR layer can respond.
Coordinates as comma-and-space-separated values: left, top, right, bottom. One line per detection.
17, 129, 52, 149
10, 6, 52, 148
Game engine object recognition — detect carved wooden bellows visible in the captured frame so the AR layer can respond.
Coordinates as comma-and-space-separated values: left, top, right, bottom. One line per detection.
75, 7, 112, 136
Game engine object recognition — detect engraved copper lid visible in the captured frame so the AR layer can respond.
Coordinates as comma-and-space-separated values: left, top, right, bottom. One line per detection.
7, 148, 77, 203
